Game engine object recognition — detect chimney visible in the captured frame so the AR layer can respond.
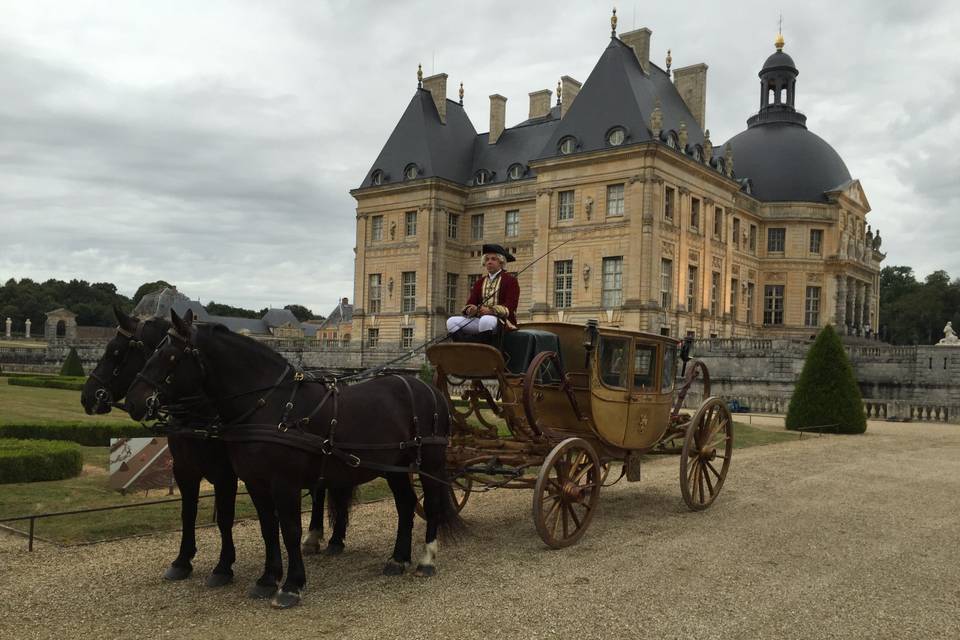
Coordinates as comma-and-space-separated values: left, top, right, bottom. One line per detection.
528, 89, 552, 119
672, 63, 708, 130
422, 73, 448, 124
560, 76, 582, 119
489, 94, 507, 144
620, 27, 652, 74
341, 297, 348, 305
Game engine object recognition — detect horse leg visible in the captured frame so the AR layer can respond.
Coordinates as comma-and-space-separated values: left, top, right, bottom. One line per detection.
247, 483, 283, 599
301, 482, 325, 555
382, 473, 416, 575
325, 486, 352, 556
271, 483, 306, 609
204, 470, 237, 587
415, 472, 464, 578
164, 462, 200, 581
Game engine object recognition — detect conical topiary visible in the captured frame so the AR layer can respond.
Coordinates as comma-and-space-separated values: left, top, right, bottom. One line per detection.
786, 324, 866, 434
60, 347, 85, 377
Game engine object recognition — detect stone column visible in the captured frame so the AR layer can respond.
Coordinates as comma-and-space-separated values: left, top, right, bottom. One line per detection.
845, 276, 856, 333
25, 318, 31, 339
835, 275, 847, 328
863, 282, 872, 332
854, 281, 865, 332
4, 317, 10, 338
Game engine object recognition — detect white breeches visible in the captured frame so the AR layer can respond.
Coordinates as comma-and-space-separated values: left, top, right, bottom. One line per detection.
447, 315, 499, 334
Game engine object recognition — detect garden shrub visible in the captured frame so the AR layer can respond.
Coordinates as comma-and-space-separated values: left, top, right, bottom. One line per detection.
60, 347, 85, 377
0, 422, 151, 446
0, 438, 84, 483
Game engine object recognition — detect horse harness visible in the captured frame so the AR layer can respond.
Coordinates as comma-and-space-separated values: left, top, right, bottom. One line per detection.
89, 319, 156, 410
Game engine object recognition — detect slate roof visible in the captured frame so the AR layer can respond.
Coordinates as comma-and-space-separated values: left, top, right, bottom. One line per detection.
320, 300, 353, 328
261, 308, 301, 329
358, 37, 707, 190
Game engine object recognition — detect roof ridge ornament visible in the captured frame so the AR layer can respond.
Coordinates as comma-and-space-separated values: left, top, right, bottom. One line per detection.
459, 81, 464, 105
611, 7, 618, 37
556, 80, 562, 106
666, 49, 673, 75
417, 63, 423, 88
650, 98, 663, 138
776, 13, 785, 51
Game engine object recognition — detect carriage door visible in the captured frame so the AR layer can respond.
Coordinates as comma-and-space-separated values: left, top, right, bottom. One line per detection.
590, 336, 631, 447
625, 342, 665, 450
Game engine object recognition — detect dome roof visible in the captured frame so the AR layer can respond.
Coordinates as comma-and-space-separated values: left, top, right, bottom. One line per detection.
761, 50, 797, 74
725, 122, 851, 202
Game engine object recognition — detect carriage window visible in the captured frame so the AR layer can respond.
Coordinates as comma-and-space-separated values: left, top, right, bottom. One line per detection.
661, 345, 676, 392
632, 344, 657, 390
598, 337, 628, 389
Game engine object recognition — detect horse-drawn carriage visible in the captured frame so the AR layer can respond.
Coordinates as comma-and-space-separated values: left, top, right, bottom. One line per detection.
426, 320, 732, 548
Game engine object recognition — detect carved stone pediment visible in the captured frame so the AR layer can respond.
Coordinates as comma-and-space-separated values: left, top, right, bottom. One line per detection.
661, 241, 675, 258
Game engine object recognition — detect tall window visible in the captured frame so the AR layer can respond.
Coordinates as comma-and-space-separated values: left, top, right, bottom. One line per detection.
767, 227, 786, 252
710, 271, 721, 315
401, 327, 414, 349
730, 278, 739, 320
467, 273, 481, 289
447, 212, 459, 239
601, 257, 623, 308
687, 266, 699, 312
660, 258, 673, 309
405, 211, 417, 236
445, 273, 458, 315
553, 260, 573, 308
749, 224, 758, 252
809, 229, 823, 254
371, 215, 383, 241
713, 207, 724, 238
805, 286, 821, 327
505, 210, 519, 237
401, 271, 416, 313
746, 282, 755, 324
664, 187, 675, 221
606, 184, 624, 217
763, 285, 784, 325
732, 218, 741, 248
367, 328, 379, 348
368, 273, 382, 314
558, 190, 574, 221
690, 198, 700, 230
471, 213, 485, 240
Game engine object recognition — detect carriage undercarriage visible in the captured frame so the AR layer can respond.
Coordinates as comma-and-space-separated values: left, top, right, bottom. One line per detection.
424, 323, 733, 548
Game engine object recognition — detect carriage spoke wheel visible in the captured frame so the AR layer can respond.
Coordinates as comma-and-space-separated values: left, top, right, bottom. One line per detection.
679, 397, 733, 511
533, 438, 601, 549
412, 474, 472, 520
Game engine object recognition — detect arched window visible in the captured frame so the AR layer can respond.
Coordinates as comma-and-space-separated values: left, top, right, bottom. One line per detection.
507, 163, 525, 180
474, 169, 491, 185
606, 126, 626, 147
371, 169, 384, 186
666, 131, 678, 149
404, 163, 419, 180
558, 136, 577, 155
56, 320, 66, 337
692, 145, 703, 162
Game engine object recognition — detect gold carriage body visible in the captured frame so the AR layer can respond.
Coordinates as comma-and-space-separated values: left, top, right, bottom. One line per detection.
425, 321, 732, 548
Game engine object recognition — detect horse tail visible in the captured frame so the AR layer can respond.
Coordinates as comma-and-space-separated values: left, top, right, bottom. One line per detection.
326, 485, 355, 529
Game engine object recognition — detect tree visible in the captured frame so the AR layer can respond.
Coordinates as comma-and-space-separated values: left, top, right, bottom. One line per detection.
786, 325, 866, 434
133, 280, 174, 305
204, 301, 261, 319
284, 304, 315, 322
60, 347, 85, 377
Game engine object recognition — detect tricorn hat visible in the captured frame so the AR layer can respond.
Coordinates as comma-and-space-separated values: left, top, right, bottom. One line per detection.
481, 243, 516, 262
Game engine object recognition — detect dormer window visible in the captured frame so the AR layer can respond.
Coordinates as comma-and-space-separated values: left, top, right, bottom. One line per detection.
475, 169, 492, 186
606, 126, 626, 147
692, 145, 703, 162
404, 163, 419, 180
665, 131, 679, 149
507, 163, 525, 180
371, 169, 384, 186
558, 136, 577, 155
714, 158, 726, 174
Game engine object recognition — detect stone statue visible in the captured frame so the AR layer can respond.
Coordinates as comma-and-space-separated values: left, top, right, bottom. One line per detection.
937, 321, 960, 346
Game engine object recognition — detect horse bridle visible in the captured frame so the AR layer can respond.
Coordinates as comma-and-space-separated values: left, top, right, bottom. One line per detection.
133, 326, 208, 420
89, 319, 155, 411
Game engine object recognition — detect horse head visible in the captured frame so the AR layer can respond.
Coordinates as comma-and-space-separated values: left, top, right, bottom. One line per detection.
81, 305, 170, 414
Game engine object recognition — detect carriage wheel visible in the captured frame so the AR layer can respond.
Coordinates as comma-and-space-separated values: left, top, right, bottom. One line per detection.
679, 397, 733, 511
412, 474, 472, 519
532, 438, 601, 548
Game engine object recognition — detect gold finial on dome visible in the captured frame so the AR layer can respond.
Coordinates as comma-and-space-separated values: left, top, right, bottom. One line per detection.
459, 82, 464, 105
417, 63, 423, 88
611, 7, 618, 37
776, 13, 785, 51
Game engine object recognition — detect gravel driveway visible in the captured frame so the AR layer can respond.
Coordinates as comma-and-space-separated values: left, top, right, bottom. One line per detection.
1, 421, 958, 640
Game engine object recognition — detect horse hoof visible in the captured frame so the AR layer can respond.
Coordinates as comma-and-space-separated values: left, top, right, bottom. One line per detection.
205, 571, 234, 588
248, 582, 279, 599
324, 542, 345, 556
382, 560, 407, 576
162, 564, 192, 581
270, 590, 302, 610
414, 564, 436, 578
301, 543, 321, 555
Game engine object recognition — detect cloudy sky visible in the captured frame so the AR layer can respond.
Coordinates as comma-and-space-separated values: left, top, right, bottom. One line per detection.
1, 0, 958, 314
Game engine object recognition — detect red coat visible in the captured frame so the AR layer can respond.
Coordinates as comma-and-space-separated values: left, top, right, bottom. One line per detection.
465, 271, 520, 329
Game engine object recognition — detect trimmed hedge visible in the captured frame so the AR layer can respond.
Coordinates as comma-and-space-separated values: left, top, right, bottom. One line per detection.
0, 421, 151, 446
0, 438, 84, 483
7, 376, 85, 391
786, 325, 867, 434
60, 347, 85, 377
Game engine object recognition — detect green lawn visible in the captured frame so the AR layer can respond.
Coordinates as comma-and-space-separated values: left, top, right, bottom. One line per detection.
732, 421, 797, 448
0, 377, 136, 424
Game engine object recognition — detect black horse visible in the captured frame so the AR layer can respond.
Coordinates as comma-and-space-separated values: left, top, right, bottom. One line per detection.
81, 307, 349, 588
124, 309, 462, 608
